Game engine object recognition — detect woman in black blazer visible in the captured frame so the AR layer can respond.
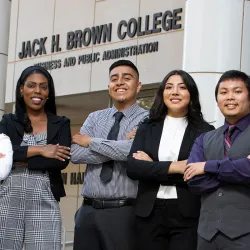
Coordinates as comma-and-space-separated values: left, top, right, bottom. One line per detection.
127, 70, 214, 250
0, 66, 71, 250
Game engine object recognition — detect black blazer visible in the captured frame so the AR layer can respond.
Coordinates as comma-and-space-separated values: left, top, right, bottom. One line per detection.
0, 112, 71, 201
127, 119, 214, 218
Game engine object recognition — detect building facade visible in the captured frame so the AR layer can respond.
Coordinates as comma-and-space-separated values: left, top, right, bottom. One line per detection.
2, 0, 250, 249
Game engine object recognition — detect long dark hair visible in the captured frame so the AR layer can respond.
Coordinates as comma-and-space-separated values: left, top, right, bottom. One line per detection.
15, 65, 57, 133
149, 70, 204, 125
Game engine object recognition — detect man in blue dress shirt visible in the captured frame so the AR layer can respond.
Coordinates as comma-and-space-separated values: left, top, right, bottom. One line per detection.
71, 60, 148, 250
184, 70, 250, 250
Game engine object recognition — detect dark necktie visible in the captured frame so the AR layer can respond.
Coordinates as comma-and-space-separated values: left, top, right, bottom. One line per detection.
100, 112, 124, 183
224, 125, 236, 156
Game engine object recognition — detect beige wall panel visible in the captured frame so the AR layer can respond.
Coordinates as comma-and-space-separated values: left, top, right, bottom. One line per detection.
80, 164, 86, 172
71, 124, 82, 134
77, 194, 83, 210
15, 0, 54, 61
137, 31, 184, 85
91, 40, 138, 92
53, 0, 95, 51
241, 1, 250, 75
64, 232, 74, 247
95, 0, 140, 43
62, 162, 80, 197
60, 196, 78, 232
77, 164, 86, 196
7, 0, 19, 62
51, 50, 92, 96
0, 55, 8, 111
5, 63, 14, 103
0, 0, 11, 54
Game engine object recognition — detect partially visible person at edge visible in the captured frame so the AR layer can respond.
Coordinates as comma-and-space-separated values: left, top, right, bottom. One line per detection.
126, 70, 214, 250
184, 70, 250, 250
0, 65, 71, 250
71, 60, 148, 250
0, 134, 13, 180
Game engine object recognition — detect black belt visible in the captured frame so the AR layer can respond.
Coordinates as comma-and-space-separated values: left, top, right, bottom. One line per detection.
83, 198, 135, 209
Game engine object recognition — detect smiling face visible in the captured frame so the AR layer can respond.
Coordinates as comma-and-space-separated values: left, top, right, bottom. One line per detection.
217, 79, 250, 124
20, 73, 49, 113
108, 65, 141, 110
163, 74, 191, 118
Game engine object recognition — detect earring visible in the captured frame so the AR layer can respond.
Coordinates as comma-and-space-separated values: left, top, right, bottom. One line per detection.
47, 97, 49, 100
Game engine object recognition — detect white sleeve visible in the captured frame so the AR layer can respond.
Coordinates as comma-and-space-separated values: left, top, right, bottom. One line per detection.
0, 134, 13, 180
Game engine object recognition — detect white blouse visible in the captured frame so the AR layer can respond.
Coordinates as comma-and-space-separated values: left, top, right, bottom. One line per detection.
157, 116, 188, 199
0, 134, 13, 180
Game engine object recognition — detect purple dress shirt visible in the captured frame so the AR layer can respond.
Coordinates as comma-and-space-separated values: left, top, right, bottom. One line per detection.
187, 113, 250, 195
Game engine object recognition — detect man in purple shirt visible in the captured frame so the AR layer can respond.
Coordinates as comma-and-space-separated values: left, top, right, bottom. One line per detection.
184, 70, 250, 250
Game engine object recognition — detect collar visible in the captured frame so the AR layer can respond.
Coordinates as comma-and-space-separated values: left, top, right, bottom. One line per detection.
110, 103, 141, 118
46, 112, 63, 124
12, 112, 62, 126
223, 113, 250, 133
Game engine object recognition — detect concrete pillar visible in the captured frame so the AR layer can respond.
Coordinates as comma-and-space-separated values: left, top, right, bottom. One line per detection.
0, 0, 11, 117
183, 0, 248, 127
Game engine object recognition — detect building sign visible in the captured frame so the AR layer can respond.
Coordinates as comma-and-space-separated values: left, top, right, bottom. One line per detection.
17, 8, 183, 70
61, 172, 84, 185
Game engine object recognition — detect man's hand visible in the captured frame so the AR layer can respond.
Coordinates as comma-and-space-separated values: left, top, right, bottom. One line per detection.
133, 151, 153, 162
72, 132, 92, 147
184, 162, 206, 181
0, 153, 5, 159
124, 129, 137, 140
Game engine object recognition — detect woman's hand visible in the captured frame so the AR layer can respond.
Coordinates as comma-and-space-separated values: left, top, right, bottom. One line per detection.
0, 153, 5, 159
133, 151, 153, 162
168, 160, 188, 174
40, 144, 71, 161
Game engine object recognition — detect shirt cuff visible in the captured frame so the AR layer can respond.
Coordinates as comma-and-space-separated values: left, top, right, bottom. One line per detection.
204, 160, 219, 174
89, 137, 103, 151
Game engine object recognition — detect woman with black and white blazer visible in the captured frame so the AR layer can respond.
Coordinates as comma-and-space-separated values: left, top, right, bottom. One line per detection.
127, 70, 214, 250
0, 66, 71, 250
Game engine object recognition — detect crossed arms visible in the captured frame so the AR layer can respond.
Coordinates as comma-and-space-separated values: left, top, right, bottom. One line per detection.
70, 112, 137, 165
0, 116, 71, 171
184, 133, 250, 195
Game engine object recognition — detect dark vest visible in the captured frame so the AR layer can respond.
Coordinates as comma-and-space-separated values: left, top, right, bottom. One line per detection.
199, 125, 250, 240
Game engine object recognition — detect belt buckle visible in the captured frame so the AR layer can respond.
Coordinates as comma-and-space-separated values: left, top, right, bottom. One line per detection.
118, 200, 123, 207
93, 199, 104, 209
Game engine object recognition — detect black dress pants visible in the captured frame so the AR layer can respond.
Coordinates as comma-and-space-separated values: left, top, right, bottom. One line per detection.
135, 199, 198, 250
73, 204, 135, 250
